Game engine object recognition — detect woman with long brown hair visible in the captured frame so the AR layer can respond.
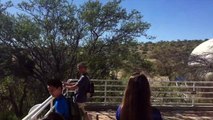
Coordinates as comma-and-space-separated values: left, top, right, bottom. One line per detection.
116, 74, 162, 120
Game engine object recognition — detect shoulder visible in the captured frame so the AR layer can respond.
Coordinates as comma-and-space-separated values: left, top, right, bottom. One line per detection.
152, 107, 161, 114
152, 107, 162, 120
55, 96, 69, 105
78, 74, 90, 83
82, 74, 90, 80
79, 74, 89, 80
117, 105, 121, 111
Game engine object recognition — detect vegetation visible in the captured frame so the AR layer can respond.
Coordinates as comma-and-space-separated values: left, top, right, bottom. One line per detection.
140, 40, 204, 80
0, 0, 151, 118
0, 0, 209, 119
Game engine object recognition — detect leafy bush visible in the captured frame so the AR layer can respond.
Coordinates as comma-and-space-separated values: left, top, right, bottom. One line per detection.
0, 111, 19, 120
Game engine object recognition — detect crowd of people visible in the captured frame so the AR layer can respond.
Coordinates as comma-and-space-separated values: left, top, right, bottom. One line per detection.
43, 62, 163, 120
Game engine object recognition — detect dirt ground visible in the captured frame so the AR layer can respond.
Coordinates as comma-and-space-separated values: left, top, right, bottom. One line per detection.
88, 110, 213, 120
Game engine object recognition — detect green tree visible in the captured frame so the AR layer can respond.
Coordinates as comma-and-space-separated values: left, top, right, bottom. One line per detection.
9, 0, 150, 80
0, 0, 151, 118
77, 0, 151, 78
0, 3, 45, 118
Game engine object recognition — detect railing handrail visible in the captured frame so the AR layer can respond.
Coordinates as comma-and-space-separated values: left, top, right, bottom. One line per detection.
22, 96, 53, 120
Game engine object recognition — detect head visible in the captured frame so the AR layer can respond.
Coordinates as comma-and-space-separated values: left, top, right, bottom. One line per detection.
120, 74, 151, 120
77, 62, 87, 74
47, 79, 63, 98
42, 112, 64, 120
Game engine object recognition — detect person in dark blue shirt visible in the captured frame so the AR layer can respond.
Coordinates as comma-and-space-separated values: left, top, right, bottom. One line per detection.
64, 62, 91, 119
116, 106, 163, 120
115, 73, 163, 120
47, 79, 70, 120
65, 62, 90, 110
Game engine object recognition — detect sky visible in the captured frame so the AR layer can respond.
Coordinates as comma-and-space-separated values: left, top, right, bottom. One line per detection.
1, 0, 213, 42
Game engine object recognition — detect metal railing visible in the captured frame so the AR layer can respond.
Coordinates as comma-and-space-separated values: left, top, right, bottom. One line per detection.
22, 96, 54, 120
22, 79, 213, 120
152, 80, 213, 107
90, 80, 213, 107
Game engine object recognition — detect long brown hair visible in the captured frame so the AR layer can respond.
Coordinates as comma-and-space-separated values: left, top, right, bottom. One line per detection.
120, 74, 151, 120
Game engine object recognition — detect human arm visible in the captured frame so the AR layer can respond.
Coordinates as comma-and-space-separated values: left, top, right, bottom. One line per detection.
65, 76, 87, 91
64, 83, 78, 90
63, 81, 78, 90
63, 81, 76, 86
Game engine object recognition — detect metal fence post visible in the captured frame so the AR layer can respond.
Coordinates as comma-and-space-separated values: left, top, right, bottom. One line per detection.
191, 82, 196, 106
104, 80, 107, 105
96, 113, 99, 120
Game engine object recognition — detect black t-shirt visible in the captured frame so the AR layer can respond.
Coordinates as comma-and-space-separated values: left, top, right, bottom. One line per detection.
75, 74, 90, 103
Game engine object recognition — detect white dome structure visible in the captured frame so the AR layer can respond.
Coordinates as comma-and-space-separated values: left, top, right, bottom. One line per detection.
189, 38, 213, 66
205, 72, 213, 81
